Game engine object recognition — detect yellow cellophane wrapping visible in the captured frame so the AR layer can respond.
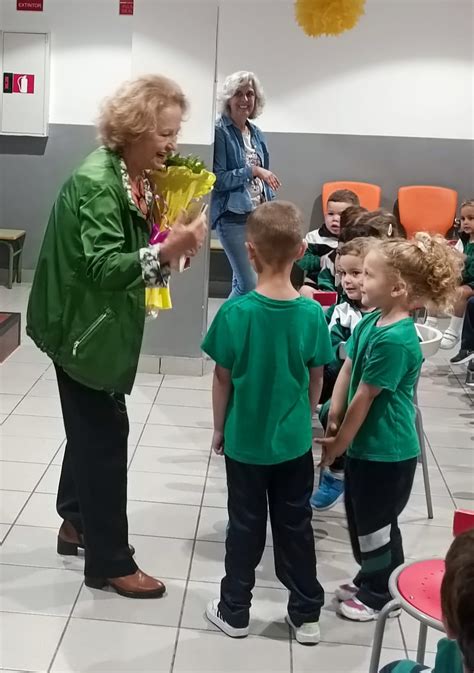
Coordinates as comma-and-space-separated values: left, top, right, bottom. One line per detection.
145, 165, 216, 316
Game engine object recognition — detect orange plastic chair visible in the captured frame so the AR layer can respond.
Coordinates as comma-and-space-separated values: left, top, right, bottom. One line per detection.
398, 186, 458, 238
322, 181, 382, 212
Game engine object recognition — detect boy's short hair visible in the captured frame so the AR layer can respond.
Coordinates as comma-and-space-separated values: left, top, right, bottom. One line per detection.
441, 529, 474, 672
339, 222, 386, 243
357, 209, 399, 237
327, 189, 360, 207
338, 237, 376, 259
340, 205, 368, 230
247, 201, 303, 267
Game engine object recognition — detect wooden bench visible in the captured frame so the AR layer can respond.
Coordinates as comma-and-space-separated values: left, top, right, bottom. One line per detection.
0, 312, 21, 362
210, 237, 224, 251
0, 229, 26, 289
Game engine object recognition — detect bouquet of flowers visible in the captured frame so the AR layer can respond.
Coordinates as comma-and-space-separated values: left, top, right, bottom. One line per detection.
146, 154, 216, 318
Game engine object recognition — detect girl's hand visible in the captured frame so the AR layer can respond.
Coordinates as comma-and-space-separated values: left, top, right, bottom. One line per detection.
211, 430, 225, 456
317, 434, 346, 468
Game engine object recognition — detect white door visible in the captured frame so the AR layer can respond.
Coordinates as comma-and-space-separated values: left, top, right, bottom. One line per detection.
1, 32, 49, 136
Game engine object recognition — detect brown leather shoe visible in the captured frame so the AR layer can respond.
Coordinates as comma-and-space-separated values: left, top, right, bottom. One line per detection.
84, 570, 166, 599
57, 521, 135, 557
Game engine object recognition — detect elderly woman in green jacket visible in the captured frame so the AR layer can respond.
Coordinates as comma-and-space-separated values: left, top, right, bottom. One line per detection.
27, 75, 207, 599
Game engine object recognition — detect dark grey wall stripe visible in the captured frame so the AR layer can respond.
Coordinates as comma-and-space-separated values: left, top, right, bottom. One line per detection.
0, 124, 212, 358
264, 132, 474, 233
1, 124, 473, 356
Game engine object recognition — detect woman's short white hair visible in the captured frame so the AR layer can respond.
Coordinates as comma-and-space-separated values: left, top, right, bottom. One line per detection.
218, 71, 265, 119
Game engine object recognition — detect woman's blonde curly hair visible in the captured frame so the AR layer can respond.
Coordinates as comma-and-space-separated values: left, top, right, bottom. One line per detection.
376, 233, 463, 311
98, 75, 188, 152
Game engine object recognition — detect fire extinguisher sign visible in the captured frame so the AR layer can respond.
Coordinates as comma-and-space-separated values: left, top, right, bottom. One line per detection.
3, 73, 35, 94
17, 0, 44, 10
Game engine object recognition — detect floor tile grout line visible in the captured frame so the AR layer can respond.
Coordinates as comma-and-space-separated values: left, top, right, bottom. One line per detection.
1, 445, 62, 547
398, 616, 409, 658
46, 577, 85, 673
169, 445, 214, 673
289, 625, 294, 673
126, 377, 165, 470
0, 360, 51, 436
424, 434, 457, 508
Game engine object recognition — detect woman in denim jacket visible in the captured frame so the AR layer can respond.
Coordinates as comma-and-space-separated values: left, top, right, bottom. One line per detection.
211, 71, 281, 298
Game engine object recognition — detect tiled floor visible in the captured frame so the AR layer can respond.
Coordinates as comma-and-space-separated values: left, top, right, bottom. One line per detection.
0, 286, 473, 673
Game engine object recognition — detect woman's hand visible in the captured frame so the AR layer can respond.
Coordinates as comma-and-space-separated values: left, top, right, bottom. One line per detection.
160, 210, 208, 265
253, 166, 281, 191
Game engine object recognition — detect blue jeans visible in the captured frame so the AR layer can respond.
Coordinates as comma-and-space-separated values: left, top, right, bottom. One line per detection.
216, 214, 257, 300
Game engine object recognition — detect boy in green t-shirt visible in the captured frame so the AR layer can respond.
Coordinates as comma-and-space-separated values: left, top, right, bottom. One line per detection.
380, 529, 474, 673
318, 234, 461, 622
202, 200, 333, 645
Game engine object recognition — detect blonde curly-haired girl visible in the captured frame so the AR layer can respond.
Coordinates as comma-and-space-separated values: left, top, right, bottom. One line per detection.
318, 233, 462, 622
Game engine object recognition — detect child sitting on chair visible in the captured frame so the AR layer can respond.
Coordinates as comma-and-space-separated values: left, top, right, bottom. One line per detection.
312, 238, 376, 511
298, 189, 360, 297
318, 234, 461, 621
380, 528, 474, 673
318, 209, 397, 294
449, 296, 474, 388
356, 209, 400, 238
439, 199, 474, 349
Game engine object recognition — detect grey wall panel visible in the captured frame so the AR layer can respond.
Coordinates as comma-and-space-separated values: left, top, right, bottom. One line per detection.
2, 124, 473, 357
0, 126, 98, 268
0, 124, 212, 358
265, 132, 474, 233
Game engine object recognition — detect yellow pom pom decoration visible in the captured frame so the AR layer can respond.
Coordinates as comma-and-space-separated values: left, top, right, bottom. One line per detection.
294, 0, 366, 37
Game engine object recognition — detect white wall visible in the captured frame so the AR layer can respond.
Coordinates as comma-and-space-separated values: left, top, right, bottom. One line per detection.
1, 0, 132, 127
1, 0, 218, 144
217, 0, 474, 140
132, 0, 218, 145
1, 0, 473, 141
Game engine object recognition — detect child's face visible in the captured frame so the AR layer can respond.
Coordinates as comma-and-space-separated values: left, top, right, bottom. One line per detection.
339, 254, 364, 302
361, 250, 397, 309
460, 205, 474, 236
325, 201, 352, 236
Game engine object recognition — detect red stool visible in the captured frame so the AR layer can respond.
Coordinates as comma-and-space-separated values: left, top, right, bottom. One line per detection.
312, 291, 338, 308
369, 509, 474, 673
369, 560, 445, 673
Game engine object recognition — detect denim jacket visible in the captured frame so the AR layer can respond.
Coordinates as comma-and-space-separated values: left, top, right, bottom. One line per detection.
211, 114, 274, 228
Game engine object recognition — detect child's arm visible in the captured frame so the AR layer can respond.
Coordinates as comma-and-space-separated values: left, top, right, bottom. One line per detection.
329, 321, 351, 358
211, 364, 232, 455
319, 381, 381, 466
309, 366, 324, 412
317, 266, 336, 291
327, 357, 352, 427
296, 243, 321, 274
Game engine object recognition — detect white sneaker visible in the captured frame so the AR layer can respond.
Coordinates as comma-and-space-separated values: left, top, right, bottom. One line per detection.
339, 597, 401, 622
425, 316, 438, 328
335, 583, 358, 602
286, 615, 320, 645
205, 599, 249, 638
440, 329, 460, 350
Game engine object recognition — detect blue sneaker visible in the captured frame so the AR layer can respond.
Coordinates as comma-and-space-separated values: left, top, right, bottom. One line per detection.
311, 470, 344, 511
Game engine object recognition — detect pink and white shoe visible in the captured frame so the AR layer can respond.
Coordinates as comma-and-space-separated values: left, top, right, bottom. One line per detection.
339, 597, 401, 622
335, 583, 358, 602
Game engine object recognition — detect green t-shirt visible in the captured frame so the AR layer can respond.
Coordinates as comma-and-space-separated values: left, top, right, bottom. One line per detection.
384, 638, 463, 673
462, 240, 474, 286
201, 291, 333, 465
345, 311, 423, 462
